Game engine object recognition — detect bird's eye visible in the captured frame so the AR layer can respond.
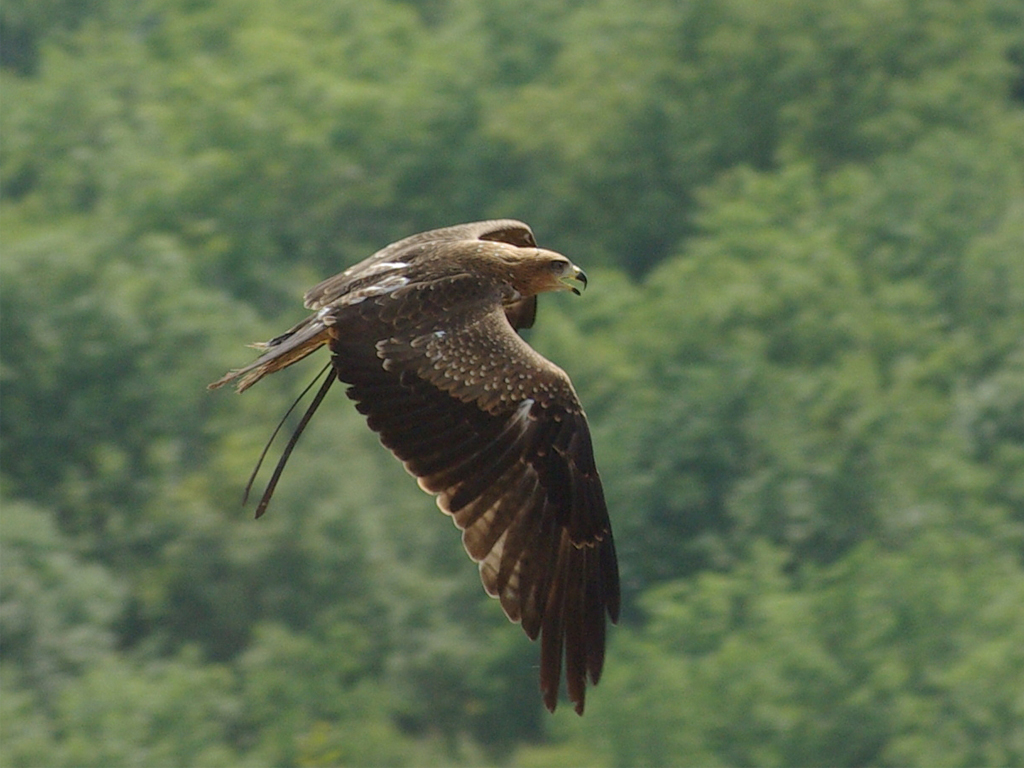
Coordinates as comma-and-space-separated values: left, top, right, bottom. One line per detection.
549, 259, 570, 275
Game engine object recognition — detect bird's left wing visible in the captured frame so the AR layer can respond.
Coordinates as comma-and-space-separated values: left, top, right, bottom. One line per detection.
304, 220, 540, 330
209, 221, 539, 392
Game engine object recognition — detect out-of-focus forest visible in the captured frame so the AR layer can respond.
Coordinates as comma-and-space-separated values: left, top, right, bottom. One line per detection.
2, 0, 1024, 765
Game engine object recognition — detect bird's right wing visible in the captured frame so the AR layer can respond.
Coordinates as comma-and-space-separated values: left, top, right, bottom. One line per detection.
332, 297, 619, 715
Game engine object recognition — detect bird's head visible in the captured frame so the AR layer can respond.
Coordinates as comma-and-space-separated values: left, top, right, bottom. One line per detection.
506, 248, 589, 298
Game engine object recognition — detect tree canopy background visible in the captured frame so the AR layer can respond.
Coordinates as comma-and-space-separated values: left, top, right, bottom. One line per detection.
2, 0, 1023, 765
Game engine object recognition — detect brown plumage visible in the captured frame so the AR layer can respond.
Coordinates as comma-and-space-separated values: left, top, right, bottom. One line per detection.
209, 220, 619, 714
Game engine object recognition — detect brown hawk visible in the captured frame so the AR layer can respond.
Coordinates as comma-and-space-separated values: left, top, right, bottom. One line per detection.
210, 220, 619, 714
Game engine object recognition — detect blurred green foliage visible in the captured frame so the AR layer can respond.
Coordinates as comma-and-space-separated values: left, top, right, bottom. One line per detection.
2, 0, 1023, 765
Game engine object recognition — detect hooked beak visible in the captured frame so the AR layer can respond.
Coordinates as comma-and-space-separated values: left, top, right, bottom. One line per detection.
563, 265, 588, 296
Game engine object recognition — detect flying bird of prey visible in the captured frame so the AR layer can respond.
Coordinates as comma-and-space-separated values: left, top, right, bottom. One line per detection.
209, 220, 619, 714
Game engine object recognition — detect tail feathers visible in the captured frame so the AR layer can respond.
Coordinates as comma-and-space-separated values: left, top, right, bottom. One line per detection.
208, 315, 331, 392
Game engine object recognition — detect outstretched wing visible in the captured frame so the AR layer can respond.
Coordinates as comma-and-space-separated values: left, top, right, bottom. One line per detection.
330, 291, 619, 715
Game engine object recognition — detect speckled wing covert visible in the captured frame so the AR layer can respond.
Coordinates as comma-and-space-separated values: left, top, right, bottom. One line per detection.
209, 221, 619, 715
209, 221, 540, 393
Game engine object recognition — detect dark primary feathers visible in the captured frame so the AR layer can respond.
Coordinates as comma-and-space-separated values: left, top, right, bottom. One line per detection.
209, 220, 619, 714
